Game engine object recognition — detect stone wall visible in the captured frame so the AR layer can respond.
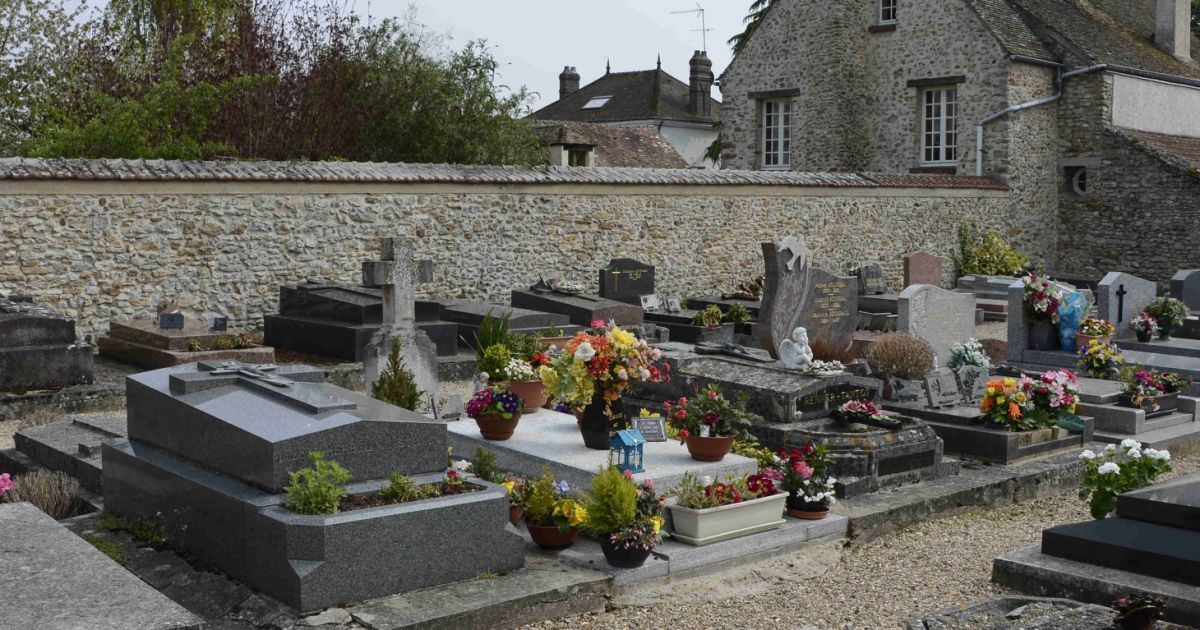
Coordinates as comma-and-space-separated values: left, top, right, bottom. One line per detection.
0, 162, 1008, 338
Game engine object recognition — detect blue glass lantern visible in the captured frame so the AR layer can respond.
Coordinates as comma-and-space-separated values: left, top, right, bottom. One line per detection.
611, 429, 646, 474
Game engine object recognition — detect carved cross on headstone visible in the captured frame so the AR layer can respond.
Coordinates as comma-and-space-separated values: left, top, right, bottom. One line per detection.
168, 361, 354, 413
1116, 284, 1128, 323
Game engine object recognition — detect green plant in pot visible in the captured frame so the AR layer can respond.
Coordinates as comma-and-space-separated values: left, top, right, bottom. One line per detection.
662, 384, 758, 462
1145, 297, 1189, 340
691, 304, 724, 329
581, 463, 664, 568
516, 468, 586, 550
503, 332, 551, 409
723, 303, 752, 326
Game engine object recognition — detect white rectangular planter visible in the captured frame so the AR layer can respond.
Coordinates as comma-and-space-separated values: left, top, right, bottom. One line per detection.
668, 492, 786, 546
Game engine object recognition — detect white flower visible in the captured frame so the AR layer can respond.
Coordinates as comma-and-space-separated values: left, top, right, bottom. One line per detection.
701, 476, 713, 486
452, 459, 471, 471
1104, 444, 1117, 453
825, 478, 836, 488
1098, 462, 1121, 475
1149, 449, 1172, 462
1079, 450, 1097, 461
574, 342, 596, 362
1120, 439, 1141, 450
1126, 448, 1142, 459
640, 368, 651, 380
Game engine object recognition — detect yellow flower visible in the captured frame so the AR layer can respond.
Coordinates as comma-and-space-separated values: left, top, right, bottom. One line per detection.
985, 387, 996, 396
638, 408, 656, 418
501, 480, 515, 494
610, 326, 636, 348
650, 515, 664, 535
1003, 377, 1017, 387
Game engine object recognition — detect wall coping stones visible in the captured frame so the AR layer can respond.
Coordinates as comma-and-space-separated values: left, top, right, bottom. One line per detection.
0, 158, 1009, 190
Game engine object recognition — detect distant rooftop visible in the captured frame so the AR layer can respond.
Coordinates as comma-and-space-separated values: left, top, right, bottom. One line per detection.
531, 67, 721, 125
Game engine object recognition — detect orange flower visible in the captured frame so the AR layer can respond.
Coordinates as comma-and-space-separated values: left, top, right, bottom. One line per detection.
980, 397, 994, 412
1008, 402, 1022, 419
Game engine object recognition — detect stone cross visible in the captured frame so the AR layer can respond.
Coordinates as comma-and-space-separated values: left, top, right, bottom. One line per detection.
364, 238, 416, 333
361, 238, 439, 403
168, 361, 354, 414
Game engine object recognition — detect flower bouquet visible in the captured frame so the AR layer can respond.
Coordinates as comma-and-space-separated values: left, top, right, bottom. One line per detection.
662, 384, 756, 462
1129, 312, 1160, 343
1076, 317, 1115, 347
1145, 297, 1190, 339
1079, 440, 1171, 519
1021, 273, 1064, 350
668, 470, 787, 545
466, 385, 524, 441
979, 370, 1080, 432
539, 325, 669, 449
772, 443, 837, 519
1075, 339, 1124, 379
518, 469, 586, 549
832, 399, 904, 431
1116, 366, 1185, 415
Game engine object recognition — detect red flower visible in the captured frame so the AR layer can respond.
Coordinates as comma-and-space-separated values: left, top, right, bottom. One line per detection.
679, 429, 690, 440
800, 444, 814, 455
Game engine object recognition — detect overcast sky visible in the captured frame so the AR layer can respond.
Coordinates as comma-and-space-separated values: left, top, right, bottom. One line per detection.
394, 0, 749, 110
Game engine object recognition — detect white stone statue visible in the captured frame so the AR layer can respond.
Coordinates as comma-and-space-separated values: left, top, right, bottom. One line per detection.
779, 327, 813, 369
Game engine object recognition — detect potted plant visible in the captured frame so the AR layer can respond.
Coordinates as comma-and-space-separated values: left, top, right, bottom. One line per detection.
1021, 273, 1063, 350
1145, 297, 1190, 340
1129, 312, 1160, 343
502, 356, 550, 410
980, 370, 1080, 436
581, 464, 665, 568
663, 385, 755, 462
773, 443, 837, 519
863, 333, 935, 400
518, 469, 586, 550
1112, 594, 1166, 630
1079, 440, 1172, 519
1075, 340, 1125, 379
535, 325, 574, 351
467, 449, 526, 525
466, 385, 524, 440
1075, 317, 1115, 348
667, 470, 786, 546
538, 324, 669, 450
1117, 366, 1185, 415
832, 399, 904, 431
724, 303, 753, 334
691, 304, 724, 328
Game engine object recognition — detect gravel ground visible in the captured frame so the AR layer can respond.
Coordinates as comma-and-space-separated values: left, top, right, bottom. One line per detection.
527, 452, 1200, 630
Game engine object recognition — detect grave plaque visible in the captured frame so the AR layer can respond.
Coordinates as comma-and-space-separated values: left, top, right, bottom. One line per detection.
855, 264, 886, 295
924, 368, 960, 408
210, 316, 228, 332
904, 252, 945, 288
897, 284, 976, 368
795, 268, 858, 355
665, 297, 682, 313
633, 416, 668, 442
956, 365, 989, 404
598, 258, 656, 305
158, 312, 184, 330
797, 382, 877, 415
1170, 269, 1200, 311
640, 294, 662, 311
1096, 272, 1156, 334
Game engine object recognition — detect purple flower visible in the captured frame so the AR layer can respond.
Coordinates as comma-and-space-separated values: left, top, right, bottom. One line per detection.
555, 480, 570, 494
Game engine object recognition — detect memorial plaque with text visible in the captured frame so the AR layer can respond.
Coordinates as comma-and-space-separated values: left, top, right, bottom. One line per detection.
796, 268, 858, 354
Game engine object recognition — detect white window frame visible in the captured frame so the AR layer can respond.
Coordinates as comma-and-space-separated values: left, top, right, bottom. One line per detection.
581, 96, 611, 110
761, 98, 792, 170
880, 0, 897, 24
920, 86, 958, 166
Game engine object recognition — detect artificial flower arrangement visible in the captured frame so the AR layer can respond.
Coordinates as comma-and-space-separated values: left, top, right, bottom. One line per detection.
1021, 273, 1064, 323
1129, 311, 1160, 338
948, 338, 991, 371
772, 443, 837, 516
979, 370, 1080, 432
538, 324, 668, 409
1076, 339, 1125, 379
517, 468, 587, 549
832, 399, 903, 431
1078, 318, 1115, 337
581, 464, 666, 567
797, 359, 845, 375
1079, 440, 1171, 519
1145, 296, 1190, 328
1117, 365, 1190, 413
672, 470, 784, 510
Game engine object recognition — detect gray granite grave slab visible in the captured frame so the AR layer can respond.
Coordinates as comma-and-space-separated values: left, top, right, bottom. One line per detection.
510, 289, 643, 327
1171, 269, 1200, 311
757, 236, 811, 359
264, 282, 385, 361
897, 284, 975, 368
903, 251, 945, 287
598, 258, 655, 305
125, 362, 445, 492
0, 297, 94, 391
1096, 272, 1157, 337
0, 501, 202, 630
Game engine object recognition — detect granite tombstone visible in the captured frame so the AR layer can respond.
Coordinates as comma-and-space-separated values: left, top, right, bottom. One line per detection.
1096, 272, 1156, 336
757, 236, 811, 359
598, 258, 656, 305
897, 284, 976, 368
855, 264, 886, 295
1170, 269, 1200, 311
0, 297, 94, 391
794, 268, 858, 357
903, 252, 945, 288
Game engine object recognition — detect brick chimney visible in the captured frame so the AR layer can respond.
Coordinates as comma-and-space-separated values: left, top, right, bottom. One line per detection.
1155, 0, 1191, 61
689, 51, 714, 117
559, 66, 580, 100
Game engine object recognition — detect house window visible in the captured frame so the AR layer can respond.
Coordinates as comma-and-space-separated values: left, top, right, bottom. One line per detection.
880, 0, 897, 24
761, 98, 792, 169
581, 96, 611, 110
921, 86, 957, 165
1067, 166, 1091, 197
568, 148, 592, 167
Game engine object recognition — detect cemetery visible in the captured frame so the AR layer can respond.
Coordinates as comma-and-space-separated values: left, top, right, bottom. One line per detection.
3, 224, 1200, 627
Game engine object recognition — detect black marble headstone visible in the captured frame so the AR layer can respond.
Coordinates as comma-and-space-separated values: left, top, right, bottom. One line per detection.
855, 264, 886, 295
598, 258, 656, 305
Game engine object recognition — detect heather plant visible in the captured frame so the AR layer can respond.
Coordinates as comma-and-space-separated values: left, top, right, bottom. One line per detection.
1, 470, 80, 519
284, 451, 351, 515
865, 333, 935, 380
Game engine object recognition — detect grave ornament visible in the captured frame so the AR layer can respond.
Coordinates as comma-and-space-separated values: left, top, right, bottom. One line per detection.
779, 327, 814, 369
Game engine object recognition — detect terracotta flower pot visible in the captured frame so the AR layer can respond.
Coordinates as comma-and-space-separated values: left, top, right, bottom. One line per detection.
599, 536, 652, 568
473, 411, 522, 441
1075, 333, 1111, 348
537, 336, 574, 351
507, 380, 548, 410
508, 505, 524, 526
684, 434, 736, 462
526, 523, 579, 550
786, 496, 830, 519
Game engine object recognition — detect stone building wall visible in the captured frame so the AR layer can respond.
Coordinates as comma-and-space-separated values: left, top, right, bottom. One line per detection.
0, 163, 1009, 338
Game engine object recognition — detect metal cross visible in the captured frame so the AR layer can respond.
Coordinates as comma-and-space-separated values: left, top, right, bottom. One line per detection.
1116, 284, 1128, 322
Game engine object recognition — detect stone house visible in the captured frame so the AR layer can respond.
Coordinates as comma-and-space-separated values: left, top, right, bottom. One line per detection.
531, 53, 721, 168
719, 0, 1200, 280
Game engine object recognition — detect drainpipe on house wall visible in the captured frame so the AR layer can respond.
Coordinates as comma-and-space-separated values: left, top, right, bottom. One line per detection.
974, 63, 1109, 176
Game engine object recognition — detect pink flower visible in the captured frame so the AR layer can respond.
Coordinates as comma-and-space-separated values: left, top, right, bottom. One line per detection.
622, 469, 635, 480
707, 389, 718, 400
793, 461, 814, 479
0, 473, 12, 495
590, 319, 607, 330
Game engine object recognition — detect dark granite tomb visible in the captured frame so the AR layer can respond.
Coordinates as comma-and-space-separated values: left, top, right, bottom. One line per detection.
510, 289, 643, 327
0, 297, 93, 391
598, 258, 655, 305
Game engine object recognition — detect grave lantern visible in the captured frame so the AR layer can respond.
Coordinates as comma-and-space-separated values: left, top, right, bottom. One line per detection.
611, 429, 645, 474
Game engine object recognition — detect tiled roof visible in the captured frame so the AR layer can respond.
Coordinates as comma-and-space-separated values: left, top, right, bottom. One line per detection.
1001, 0, 1200, 80
964, 0, 1056, 60
530, 69, 720, 125
1120, 128, 1200, 170
532, 121, 689, 169
0, 157, 1007, 189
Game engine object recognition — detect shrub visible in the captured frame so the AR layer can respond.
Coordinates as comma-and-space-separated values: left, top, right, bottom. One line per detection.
865, 333, 934, 380
691, 304, 724, 328
955, 226, 1030, 276
215, 335, 234, 350
477, 343, 511, 380
186, 338, 201, 352
471, 448, 504, 483
581, 463, 637, 535
284, 451, 351, 515
2, 470, 79, 519
379, 472, 438, 502
474, 313, 510, 360
724, 303, 752, 325
372, 337, 423, 411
